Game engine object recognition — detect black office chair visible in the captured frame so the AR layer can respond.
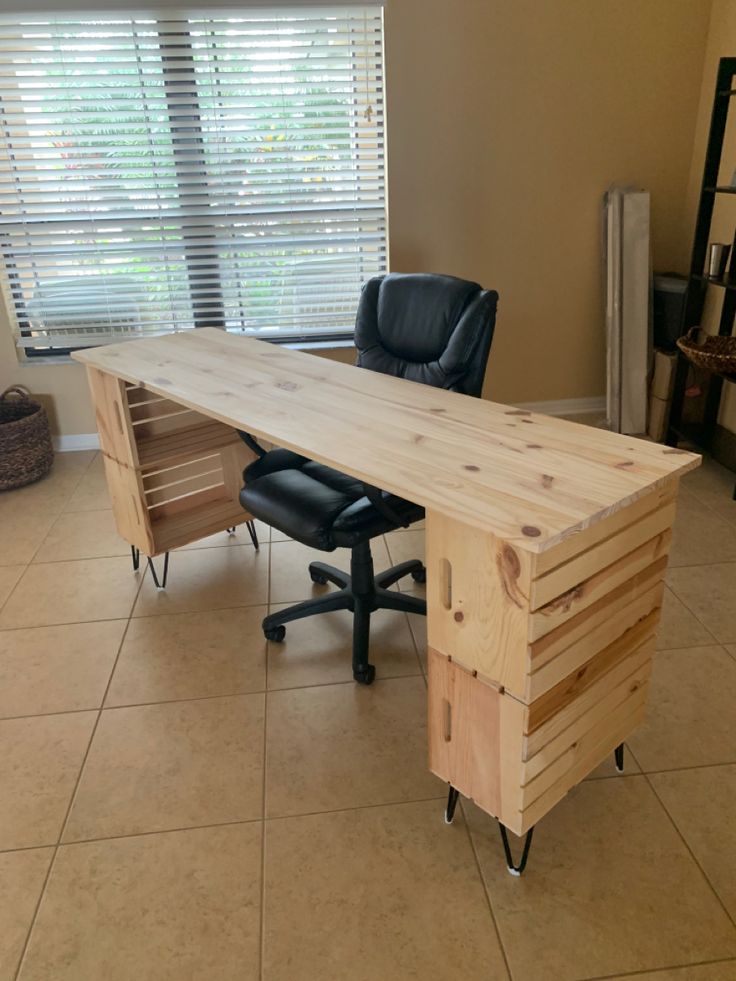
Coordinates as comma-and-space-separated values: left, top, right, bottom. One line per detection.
239, 272, 498, 684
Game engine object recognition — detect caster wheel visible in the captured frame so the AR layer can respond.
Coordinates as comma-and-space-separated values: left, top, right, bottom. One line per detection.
411, 566, 426, 584
310, 570, 329, 585
264, 625, 286, 643
353, 664, 376, 685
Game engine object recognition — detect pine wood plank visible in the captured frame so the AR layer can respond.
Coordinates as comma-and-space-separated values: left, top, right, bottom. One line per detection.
426, 510, 532, 697
523, 637, 655, 759
525, 612, 658, 734
530, 535, 671, 641
527, 579, 663, 700
529, 501, 676, 610
73, 329, 699, 554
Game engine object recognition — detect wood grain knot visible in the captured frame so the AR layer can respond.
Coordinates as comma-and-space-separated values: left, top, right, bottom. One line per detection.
276, 381, 299, 392
500, 544, 521, 579
453, 611, 464, 622
616, 460, 634, 469
430, 407, 447, 414
521, 418, 534, 424
463, 464, 480, 472
152, 377, 171, 386
414, 434, 425, 444
505, 409, 531, 416
522, 525, 542, 537
663, 448, 688, 455
541, 474, 554, 488
526, 443, 542, 449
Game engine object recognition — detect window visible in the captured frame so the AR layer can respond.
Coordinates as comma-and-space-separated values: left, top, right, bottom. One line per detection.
0, 3, 386, 355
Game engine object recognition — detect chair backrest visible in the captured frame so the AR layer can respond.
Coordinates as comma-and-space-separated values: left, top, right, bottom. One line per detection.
354, 272, 498, 397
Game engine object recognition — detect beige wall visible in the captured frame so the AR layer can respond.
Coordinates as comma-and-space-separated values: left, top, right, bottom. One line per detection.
0, 0, 713, 435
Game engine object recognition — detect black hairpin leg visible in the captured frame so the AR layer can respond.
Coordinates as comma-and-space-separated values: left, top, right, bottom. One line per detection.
131, 545, 140, 572
246, 520, 259, 550
444, 785, 460, 825
614, 743, 625, 772
147, 552, 169, 589
499, 824, 535, 877
443, 785, 535, 875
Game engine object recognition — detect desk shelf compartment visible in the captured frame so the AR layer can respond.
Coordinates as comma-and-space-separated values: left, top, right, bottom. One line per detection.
426, 480, 674, 836
87, 366, 256, 557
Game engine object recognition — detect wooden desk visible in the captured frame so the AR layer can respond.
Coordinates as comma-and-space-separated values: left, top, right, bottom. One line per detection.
74, 329, 699, 837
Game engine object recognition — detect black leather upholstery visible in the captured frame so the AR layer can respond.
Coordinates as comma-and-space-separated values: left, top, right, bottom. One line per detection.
240, 273, 498, 552
355, 273, 497, 396
243, 448, 423, 551
240, 273, 497, 550
239, 273, 498, 684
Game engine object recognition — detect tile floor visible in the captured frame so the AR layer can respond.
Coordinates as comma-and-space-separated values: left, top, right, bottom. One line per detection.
0, 449, 735, 981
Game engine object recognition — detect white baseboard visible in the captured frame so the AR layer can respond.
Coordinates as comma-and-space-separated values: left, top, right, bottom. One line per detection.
52, 396, 606, 453
514, 396, 606, 417
53, 433, 100, 452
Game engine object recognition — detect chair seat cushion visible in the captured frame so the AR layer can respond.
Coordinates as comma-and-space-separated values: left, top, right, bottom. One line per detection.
240, 449, 424, 551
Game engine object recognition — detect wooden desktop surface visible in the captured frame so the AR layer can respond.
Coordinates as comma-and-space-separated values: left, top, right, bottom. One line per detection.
73, 328, 699, 552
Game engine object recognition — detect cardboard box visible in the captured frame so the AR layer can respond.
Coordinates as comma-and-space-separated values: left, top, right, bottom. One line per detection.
650, 349, 677, 401
648, 394, 670, 442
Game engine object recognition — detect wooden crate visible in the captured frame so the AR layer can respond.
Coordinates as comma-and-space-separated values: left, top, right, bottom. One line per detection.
87, 366, 256, 556
426, 481, 674, 835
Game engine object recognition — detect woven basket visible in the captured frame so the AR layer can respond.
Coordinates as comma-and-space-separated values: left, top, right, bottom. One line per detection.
0, 386, 54, 491
677, 327, 736, 376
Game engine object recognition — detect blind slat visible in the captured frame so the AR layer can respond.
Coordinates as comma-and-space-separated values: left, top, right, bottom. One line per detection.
0, 6, 386, 352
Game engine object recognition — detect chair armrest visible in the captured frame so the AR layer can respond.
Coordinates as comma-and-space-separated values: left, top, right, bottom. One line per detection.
361, 482, 410, 529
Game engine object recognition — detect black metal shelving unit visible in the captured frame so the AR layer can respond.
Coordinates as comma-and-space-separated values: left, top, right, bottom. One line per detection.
667, 57, 736, 485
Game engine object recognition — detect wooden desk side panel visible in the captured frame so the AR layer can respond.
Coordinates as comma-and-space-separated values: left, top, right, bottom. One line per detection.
425, 510, 532, 698
86, 367, 154, 554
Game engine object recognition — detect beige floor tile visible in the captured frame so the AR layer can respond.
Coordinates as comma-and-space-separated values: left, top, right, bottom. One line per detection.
178, 519, 269, 551
682, 455, 736, 510
0, 848, 53, 981
19, 824, 261, 981
0, 453, 95, 516
0, 712, 96, 850
628, 646, 736, 772
266, 604, 421, 689
269, 537, 390, 604
466, 777, 736, 981
0, 621, 125, 718
266, 676, 441, 818
0, 510, 58, 566
133, 545, 268, 618
657, 586, 715, 650
385, 527, 425, 566
0, 566, 23, 610
107, 608, 267, 706
669, 492, 736, 567
62, 455, 111, 513
0, 557, 141, 629
651, 764, 736, 921
33, 509, 129, 563
667, 563, 736, 643
263, 800, 507, 981
385, 527, 426, 594
64, 695, 264, 841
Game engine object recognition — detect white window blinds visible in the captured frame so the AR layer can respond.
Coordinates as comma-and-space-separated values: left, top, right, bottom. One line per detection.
0, 6, 386, 353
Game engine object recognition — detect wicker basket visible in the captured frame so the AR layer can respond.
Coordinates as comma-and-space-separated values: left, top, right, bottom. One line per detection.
676, 326, 736, 376
0, 386, 54, 491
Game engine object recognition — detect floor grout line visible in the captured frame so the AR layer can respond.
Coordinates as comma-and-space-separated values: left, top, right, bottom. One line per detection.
581, 954, 736, 980
459, 801, 515, 981
11, 560, 147, 981
643, 769, 736, 934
